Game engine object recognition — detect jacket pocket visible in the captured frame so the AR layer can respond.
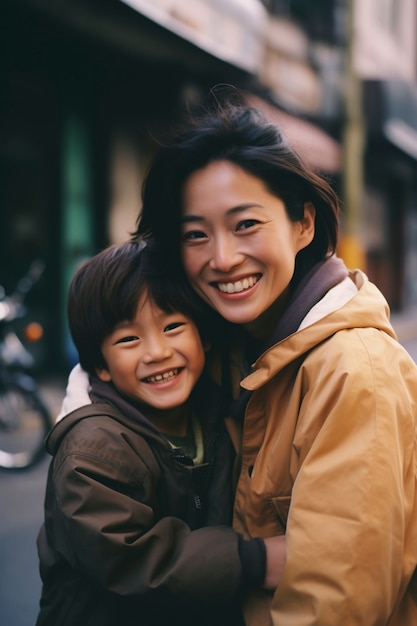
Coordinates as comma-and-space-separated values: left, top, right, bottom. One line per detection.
270, 495, 291, 532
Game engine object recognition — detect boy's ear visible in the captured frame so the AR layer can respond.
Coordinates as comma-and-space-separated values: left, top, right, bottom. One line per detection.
96, 368, 112, 382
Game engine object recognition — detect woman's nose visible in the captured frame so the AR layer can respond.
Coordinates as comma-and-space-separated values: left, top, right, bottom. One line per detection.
209, 235, 244, 272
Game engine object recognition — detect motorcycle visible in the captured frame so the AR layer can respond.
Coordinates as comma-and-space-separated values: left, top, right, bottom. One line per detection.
0, 261, 52, 470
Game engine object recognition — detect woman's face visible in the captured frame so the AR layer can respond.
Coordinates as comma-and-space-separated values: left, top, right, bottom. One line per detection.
180, 160, 315, 338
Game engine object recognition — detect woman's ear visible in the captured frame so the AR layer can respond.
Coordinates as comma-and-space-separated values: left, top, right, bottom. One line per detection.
96, 368, 112, 382
296, 201, 316, 251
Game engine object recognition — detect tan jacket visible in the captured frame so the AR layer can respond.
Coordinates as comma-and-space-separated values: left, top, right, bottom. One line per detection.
234, 271, 417, 626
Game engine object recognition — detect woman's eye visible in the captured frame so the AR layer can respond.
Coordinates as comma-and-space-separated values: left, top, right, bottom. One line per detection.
236, 219, 259, 231
182, 230, 207, 241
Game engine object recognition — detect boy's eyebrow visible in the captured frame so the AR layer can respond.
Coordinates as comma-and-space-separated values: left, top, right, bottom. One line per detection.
111, 319, 132, 330
180, 203, 264, 223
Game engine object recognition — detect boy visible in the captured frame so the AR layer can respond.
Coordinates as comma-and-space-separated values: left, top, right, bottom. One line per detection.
36, 239, 261, 626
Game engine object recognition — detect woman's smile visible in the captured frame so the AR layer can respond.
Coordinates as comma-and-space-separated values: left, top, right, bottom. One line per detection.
181, 160, 315, 336
214, 273, 262, 294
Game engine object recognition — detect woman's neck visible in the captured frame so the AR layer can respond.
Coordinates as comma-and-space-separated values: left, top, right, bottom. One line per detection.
244, 287, 291, 343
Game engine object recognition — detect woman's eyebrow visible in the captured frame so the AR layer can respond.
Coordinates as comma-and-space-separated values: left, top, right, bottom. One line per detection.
180, 214, 204, 223
180, 203, 264, 223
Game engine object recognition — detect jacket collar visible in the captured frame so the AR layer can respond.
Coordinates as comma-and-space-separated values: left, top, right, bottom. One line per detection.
241, 269, 396, 391
263, 255, 348, 351
89, 376, 161, 432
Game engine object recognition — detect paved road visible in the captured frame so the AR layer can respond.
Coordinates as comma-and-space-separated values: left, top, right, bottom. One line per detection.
1, 338, 417, 626
0, 378, 64, 626
1, 455, 50, 625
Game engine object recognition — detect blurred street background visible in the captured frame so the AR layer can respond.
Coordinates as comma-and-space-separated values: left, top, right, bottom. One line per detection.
1, 0, 417, 624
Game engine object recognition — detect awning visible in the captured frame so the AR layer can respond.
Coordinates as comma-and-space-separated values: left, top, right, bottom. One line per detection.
13, 0, 265, 77
119, 0, 267, 73
246, 94, 342, 174
364, 80, 417, 160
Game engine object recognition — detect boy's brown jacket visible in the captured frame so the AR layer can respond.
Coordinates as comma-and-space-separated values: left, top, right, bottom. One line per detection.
36, 380, 244, 626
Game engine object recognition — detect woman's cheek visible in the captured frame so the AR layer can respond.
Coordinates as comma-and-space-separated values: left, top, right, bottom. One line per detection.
181, 247, 198, 280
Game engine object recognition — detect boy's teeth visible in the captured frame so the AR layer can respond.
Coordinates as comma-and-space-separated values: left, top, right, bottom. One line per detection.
218, 275, 258, 293
147, 369, 178, 383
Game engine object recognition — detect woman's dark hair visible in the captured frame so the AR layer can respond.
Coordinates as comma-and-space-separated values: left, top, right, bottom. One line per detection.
67, 238, 209, 375
135, 97, 340, 280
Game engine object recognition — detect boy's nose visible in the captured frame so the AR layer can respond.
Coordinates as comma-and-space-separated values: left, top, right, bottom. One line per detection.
142, 336, 173, 363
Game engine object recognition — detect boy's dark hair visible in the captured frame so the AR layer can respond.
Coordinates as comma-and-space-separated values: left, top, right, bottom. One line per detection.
67, 238, 208, 375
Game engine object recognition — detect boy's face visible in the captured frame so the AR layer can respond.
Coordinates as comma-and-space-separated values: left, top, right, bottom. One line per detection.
97, 293, 205, 417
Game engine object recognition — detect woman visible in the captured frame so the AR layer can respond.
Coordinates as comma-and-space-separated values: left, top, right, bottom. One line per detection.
133, 99, 417, 625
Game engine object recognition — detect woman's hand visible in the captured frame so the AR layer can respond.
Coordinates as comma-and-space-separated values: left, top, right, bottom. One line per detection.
263, 535, 287, 590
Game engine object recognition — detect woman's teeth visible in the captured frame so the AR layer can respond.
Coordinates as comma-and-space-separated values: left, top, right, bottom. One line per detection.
218, 275, 259, 294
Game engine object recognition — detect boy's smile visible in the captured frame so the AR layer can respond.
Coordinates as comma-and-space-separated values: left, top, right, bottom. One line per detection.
97, 293, 205, 435
142, 367, 183, 384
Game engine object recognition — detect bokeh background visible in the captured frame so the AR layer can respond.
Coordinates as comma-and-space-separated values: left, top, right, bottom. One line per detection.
1, 0, 417, 377
1, 3, 417, 625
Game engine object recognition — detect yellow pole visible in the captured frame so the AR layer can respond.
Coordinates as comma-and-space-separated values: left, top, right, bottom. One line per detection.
338, 0, 366, 270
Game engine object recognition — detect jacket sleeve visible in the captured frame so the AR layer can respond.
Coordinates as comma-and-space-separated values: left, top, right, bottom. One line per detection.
271, 329, 417, 626
49, 423, 243, 610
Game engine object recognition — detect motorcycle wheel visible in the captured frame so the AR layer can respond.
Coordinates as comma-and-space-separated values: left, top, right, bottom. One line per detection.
0, 381, 52, 470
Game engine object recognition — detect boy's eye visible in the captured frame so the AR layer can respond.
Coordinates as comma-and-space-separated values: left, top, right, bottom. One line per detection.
164, 322, 185, 332
115, 335, 138, 344
236, 219, 259, 231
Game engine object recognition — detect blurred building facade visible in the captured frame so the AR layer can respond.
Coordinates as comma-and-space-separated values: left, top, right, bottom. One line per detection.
1, 0, 416, 372
263, 0, 417, 310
